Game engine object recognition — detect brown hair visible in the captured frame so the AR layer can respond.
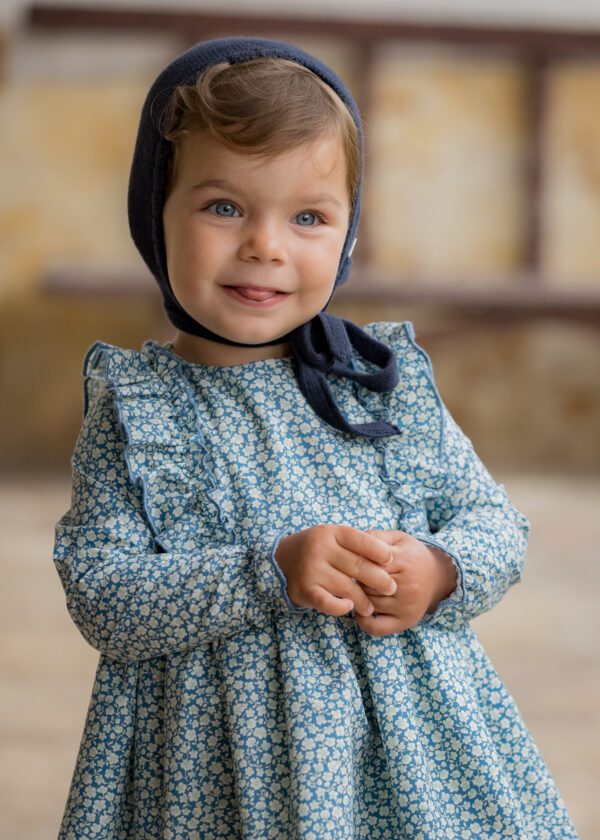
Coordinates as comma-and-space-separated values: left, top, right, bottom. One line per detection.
158, 56, 360, 206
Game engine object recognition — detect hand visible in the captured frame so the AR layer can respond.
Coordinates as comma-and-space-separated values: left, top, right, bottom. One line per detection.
274, 524, 398, 618
353, 529, 458, 637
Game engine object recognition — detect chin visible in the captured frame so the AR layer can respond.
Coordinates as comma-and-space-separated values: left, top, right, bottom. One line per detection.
219, 321, 293, 346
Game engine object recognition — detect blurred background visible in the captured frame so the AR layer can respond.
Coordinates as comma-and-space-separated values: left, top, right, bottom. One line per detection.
1, 1, 599, 838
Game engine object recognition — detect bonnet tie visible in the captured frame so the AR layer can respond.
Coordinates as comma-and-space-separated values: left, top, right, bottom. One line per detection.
291, 313, 401, 437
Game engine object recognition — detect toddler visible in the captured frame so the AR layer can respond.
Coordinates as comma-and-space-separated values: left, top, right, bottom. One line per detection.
53, 36, 580, 838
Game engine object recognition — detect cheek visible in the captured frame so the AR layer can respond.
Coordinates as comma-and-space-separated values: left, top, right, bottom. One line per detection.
296, 258, 340, 306
317, 240, 346, 282
301, 235, 345, 270
169, 224, 215, 272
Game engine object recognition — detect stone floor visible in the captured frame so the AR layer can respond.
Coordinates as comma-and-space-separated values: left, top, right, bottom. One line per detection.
1, 472, 598, 839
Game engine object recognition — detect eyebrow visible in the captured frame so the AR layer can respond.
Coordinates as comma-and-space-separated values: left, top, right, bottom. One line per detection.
188, 178, 345, 209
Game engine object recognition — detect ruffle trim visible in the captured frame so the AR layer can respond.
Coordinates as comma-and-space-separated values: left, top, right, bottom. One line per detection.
83, 339, 238, 553
352, 320, 449, 501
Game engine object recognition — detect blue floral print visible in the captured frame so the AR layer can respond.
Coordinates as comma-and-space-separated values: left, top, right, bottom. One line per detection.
53, 320, 580, 838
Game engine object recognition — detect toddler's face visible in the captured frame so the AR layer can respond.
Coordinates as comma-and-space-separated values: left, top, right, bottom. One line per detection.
162, 129, 351, 365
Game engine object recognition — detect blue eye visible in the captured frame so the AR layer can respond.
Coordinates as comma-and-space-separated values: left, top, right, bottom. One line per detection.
295, 211, 319, 227
209, 201, 238, 217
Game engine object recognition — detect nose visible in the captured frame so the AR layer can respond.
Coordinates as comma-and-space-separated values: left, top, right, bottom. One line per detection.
237, 217, 286, 264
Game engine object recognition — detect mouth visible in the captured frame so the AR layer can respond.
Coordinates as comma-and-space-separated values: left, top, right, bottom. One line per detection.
222, 284, 290, 304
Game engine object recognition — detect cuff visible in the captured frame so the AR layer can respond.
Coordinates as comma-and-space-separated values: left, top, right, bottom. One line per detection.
253, 527, 313, 614
412, 535, 467, 626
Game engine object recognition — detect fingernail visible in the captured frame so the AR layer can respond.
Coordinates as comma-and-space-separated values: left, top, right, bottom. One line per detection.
389, 580, 397, 595
364, 604, 374, 616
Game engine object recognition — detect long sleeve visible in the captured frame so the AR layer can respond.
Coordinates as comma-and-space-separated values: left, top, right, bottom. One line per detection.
412, 403, 530, 632
53, 388, 310, 665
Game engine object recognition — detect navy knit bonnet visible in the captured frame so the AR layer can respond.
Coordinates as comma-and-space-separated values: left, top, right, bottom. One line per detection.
128, 35, 400, 438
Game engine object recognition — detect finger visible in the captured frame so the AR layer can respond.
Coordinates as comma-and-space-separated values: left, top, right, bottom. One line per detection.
364, 529, 410, 545
363, 594, 395, 611
330, 571, 375, 617
361, 570, 408, 596
327, 530, 398, 595
355, 611, 407, 637
312, 585, 355, 617
361, 583, 394, 597
336, 525, 394, 566
338, 550, 397, 596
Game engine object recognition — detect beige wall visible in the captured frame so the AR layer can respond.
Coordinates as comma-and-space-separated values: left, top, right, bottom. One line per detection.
366, 47, 530, 281
0, 80, 146, 302
543, 60, 600, 284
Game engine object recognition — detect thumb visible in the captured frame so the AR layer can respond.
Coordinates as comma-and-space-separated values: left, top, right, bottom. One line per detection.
364, 529, 408, 544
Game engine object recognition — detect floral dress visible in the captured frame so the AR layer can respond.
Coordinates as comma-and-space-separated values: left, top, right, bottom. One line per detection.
53, 320, 580, 839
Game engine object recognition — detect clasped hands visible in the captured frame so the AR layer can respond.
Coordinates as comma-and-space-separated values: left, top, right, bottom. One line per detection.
274, 524, 458, 637
353, 528, 457, 636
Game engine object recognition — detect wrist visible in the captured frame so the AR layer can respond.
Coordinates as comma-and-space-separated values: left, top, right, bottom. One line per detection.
274, 533, 292, 569
426, 546, 458, 614
273, 533, 291, 578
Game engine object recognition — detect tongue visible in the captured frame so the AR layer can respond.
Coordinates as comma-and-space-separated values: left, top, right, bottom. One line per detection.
235, 287, 278, 301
